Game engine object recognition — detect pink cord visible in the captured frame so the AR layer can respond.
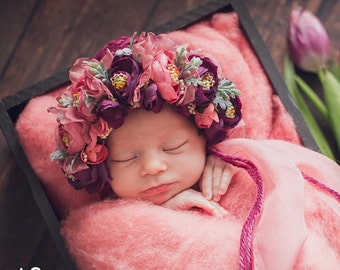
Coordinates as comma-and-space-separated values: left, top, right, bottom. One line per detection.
209, 147, 264, 270
209, 148, 340, 270
302, 172, 340, 202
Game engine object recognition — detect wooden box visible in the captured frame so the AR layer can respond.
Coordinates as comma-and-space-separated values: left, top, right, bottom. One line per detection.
0, 0, 317, 269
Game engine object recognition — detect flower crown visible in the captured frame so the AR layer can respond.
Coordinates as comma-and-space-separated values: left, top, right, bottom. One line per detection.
49, 32, 242, 193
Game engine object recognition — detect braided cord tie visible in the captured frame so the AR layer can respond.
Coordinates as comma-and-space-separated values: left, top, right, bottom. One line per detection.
209, 148, 265, 270
301, 171, 340, 202
209, 148, 340, 270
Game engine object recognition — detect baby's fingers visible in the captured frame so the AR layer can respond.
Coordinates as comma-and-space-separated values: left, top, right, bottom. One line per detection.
191, 193, 228, 218
215, 164, 233, 199
200, 156, 215, 200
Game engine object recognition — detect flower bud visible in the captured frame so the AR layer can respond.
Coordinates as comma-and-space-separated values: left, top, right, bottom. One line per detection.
287, 7, 330, 72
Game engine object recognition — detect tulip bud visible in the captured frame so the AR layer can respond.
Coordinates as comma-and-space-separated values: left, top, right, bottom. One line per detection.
287, 7, 330, 72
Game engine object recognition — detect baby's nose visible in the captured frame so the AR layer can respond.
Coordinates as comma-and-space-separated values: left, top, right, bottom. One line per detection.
140, 152, 167, 176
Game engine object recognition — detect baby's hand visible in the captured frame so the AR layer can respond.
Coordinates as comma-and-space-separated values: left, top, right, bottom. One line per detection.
200, 155, 234, 202
161, 189, 228, 218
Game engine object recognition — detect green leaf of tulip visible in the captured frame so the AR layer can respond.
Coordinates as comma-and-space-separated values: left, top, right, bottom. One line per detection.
294, 75, 329, 124
283, 55, 335, 160
318, 69, 340, 152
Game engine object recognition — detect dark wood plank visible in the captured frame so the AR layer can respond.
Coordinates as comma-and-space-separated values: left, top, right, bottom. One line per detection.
0, 0, 211, 99
0, 0, 38, 75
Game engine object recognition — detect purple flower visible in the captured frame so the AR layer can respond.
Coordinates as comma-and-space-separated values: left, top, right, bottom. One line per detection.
287, 7, 330, 72
204, 120, 228, 146
96, 99, 127, 129
192, 56, 218, 107
204, 96, 242, 145
219, 96, 242, 128
109, 56, 141, 104
69, 163, 112, 193
94, 36, 133, 60
141, 83, 163, 113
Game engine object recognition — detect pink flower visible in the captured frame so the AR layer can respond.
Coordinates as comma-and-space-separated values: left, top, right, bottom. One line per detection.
91, 117, 112, 139
56, 121, 90, 154
81, 144, 108, 165
133, 32, 179, 103
71, 88, 97, 123
194, 103, 219, 128
87, 118, 112, 150
69, 58, 112, 100
287, 7, 330, 72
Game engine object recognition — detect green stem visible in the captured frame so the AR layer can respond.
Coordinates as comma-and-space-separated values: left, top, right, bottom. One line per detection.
283, 55, 335, 160
294, 75, 329, 124
318, 69, 340, 153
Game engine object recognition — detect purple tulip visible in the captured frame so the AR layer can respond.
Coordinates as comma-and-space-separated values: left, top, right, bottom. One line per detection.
287, 7, 330, 72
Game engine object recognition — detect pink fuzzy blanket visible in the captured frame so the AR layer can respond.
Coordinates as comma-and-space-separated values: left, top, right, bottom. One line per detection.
62, 139, 340, 269
15, 12, 340, 269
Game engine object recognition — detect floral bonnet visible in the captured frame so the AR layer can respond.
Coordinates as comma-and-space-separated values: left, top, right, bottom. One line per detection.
49, 32, 242, 193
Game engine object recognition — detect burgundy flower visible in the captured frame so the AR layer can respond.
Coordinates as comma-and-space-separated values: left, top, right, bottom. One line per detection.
141, 83, 163, 113
109, 56, 141, 104
220, 96, 242, 128
192, 56, 218, 107
204, 120, 228, 146
204, 96, 242, 145
96, 99, 128, 129
94, 36, 133, 60
68, 163, 112, 193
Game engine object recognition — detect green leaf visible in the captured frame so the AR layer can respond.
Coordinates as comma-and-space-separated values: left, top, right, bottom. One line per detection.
217, 79, 241, 98
175, 45, 187, 67
86, 60, 109, 82
294, 75, 329, 124
184, 57, 202, 75
318, 69, 340, 153
50, 148, 68, 161
329, 60, 340, 83
283, 55, 335, 160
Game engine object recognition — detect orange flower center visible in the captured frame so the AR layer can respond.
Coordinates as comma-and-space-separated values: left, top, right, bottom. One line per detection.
62, 134, 70, 147
226, 106, 236, 118
73, 93, 81, 108
166, 64, 179, 83
110, 73, 127, 90
201, 74, 215, 90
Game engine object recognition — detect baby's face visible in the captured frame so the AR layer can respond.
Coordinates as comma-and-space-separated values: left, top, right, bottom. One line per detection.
106, 106, 206, 205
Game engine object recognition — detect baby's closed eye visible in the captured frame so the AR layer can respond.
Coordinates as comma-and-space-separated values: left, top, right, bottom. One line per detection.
163, 140, 188, 153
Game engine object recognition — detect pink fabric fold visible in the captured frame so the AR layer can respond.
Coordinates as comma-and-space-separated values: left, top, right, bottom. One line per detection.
214, 139, 340, 269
